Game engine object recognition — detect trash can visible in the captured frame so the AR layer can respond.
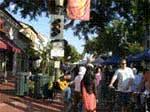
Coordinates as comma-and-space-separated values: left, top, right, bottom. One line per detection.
34, 74, 50, 98
15, 72, 29, 96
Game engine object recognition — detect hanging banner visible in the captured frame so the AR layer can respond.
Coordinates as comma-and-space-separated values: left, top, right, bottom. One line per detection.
67, 0, 91, 21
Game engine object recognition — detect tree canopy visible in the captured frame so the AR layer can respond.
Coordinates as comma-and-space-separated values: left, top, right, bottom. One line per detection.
1, 0, 150, 57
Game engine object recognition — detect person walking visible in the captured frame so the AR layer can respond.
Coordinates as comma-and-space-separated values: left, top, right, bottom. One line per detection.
137, 68, 150, 112
81, 65, 97, 112
109, 59, 135, 112
95, 67, 102, 102
73, 66, 86, 112
131, 67, 143, 92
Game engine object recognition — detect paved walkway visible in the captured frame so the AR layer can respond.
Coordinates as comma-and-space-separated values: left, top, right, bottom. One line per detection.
0, 91, 64, 112
0, 76, 64, 112
0, 76, 103, 112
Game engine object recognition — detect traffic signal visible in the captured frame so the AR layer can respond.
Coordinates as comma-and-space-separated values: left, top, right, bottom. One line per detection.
50, 15, 64, 40
51, 19, 61, 37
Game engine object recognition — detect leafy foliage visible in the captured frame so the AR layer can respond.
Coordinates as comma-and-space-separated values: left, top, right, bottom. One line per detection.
84, 0, 149, 57
64, 43, 83, 63
1, 0, 149, 57
38, 42, 52, 74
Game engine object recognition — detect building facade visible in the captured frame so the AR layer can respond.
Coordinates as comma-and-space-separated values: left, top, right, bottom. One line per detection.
0, 8, 23, 76
19, 22, 48, 72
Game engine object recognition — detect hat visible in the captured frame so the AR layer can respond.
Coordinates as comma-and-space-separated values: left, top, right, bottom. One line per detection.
78, 66, 86, 75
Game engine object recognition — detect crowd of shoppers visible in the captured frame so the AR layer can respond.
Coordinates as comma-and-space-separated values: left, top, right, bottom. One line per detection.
55, 58, 150, 112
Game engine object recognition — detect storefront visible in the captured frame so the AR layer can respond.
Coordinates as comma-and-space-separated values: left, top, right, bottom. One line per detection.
0, 31, 21, 77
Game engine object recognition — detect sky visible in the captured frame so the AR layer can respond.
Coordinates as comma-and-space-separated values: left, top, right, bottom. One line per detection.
8, 11, 84, 54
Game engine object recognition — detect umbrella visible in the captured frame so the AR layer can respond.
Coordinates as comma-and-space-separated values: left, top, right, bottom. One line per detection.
137, 49, 150, 60
129, 49, 150, 62
93, 57, 104, 65
102, 56, 121, 65
143, 49, 150, 60
79, 60, 87, 65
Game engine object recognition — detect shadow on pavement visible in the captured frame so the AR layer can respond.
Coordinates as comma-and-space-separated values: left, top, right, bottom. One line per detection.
0, 89, 16, 96
8, 96, 64, 112
0, 76, 65, 112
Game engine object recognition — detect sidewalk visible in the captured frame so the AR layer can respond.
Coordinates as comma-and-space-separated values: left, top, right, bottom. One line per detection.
0, 76, 64, 112
0, 77, 104, 112
0, 95, 64, 112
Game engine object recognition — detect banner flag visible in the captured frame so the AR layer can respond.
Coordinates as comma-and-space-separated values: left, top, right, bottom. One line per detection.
67, 0, 90, 21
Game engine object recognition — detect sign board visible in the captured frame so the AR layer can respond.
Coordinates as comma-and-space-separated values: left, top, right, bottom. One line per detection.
52, 41, 64, 48
54, 61, 60, 68
51, 48, 64, 57
51, 40, 64, 57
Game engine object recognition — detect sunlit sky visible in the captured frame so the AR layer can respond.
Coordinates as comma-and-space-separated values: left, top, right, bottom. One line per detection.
8, 11, 85, 54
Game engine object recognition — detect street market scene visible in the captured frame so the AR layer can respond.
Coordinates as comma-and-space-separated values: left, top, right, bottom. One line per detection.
0, 0, 150, 112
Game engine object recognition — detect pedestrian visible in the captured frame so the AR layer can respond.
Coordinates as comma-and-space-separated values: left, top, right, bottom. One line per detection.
109, 59, 135, 112
73, 66, 86, 112
95, 67, 102, 102
56, 72, 72, 104
131, 66, 143, 92
137, 68, 150, 111
81, 65, 97, 112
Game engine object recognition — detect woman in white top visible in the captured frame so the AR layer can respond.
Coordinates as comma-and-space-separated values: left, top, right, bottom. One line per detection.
74, 66, 86, 112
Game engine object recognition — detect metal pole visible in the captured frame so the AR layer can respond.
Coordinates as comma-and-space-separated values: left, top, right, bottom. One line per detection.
54, 59, 60, 82
54, 58, 58, 82
54, 0, 64, 82
56, 6, 63, 15
54, 68, 58, 82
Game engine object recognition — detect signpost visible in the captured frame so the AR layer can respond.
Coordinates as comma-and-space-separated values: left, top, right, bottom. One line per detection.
50, 0, 64, 82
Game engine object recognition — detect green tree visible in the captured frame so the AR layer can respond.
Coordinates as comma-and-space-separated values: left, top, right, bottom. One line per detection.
1, 0, 149, 56
70, 0, 149, 57
64, 43, 82, 63
38, 42, 53, 74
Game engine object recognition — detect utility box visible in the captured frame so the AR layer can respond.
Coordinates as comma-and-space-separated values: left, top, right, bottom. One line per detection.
34, 74, 50, 98
15, 72, 29, 96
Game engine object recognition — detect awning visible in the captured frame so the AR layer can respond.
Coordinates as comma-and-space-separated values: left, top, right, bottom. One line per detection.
12, 47, 21, 53
0, 40, 7, 49
0, 36, 21, 53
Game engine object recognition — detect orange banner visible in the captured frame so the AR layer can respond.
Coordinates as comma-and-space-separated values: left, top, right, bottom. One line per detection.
67, 0, 90, 21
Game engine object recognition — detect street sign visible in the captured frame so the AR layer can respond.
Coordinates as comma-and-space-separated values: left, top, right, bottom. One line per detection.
51, 48, 64, 57
52, 41, 64, 48
50, 39, 66, 57
50, 15, 64, 40
54, 61, 60, 68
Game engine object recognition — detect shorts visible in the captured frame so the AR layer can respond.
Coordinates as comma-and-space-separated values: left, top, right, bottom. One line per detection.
118, 92, 131, 106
